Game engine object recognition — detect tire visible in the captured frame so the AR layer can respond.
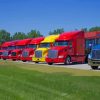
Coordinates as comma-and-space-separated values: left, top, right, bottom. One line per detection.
12, 59, 16, 61
35, 62, 39, 64
3, 59, 6, 60
64, 56, 71, 65
23, 60, 26, 62
91, 66, 98, 70
48, 63, 53, 65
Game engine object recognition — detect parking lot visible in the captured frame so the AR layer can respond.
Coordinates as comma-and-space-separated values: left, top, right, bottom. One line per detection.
18, 61, 100, 71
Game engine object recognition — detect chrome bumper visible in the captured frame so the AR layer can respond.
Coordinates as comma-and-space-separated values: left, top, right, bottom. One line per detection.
88, 59, 100, 66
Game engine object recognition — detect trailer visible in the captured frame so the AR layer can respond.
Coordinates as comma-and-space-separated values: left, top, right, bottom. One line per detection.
21, 37, 44, 62
32, 35, 59, 63
46, 31, 85, 65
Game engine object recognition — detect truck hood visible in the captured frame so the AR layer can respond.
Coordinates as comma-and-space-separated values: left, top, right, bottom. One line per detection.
23, 48, 35, 52
11, 49, 21, 53
0, 50, 6, 53
3, 50, 12, 53
36, 48, 49, 53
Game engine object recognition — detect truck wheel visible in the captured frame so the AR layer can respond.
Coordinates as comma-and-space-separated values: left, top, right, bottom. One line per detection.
3, 59, 6, 60
23, 60, 26, 62
64, 56, 71, 65
48, 63, 53, 65
35, 62, 39, 64
12, 59, 16, 61
91, 66, 98, 70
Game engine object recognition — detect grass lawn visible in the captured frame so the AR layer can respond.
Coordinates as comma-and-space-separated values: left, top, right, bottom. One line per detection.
0, 60, 100, 100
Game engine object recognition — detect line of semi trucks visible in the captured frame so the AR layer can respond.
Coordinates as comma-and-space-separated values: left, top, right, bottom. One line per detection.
0, 31, 100, 69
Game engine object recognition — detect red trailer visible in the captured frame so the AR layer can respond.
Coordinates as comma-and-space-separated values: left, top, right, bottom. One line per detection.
11, 38, 32, 61
46, 31, 85, 65
0, 41, 11, 59
2, 40, 18, 60
21, 37, 44, 62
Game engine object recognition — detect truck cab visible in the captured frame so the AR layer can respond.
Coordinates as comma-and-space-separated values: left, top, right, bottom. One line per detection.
46, 31, 85, 65
32, 35, 59, 63
2, 40, 18, 60
0, 42, 11, 59
85, 31, 100, 62
21, 37, 44, 62
11, 38, 31, 61
88, 45, 100, 69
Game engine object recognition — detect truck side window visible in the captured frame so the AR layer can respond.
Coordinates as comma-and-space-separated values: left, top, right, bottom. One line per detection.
69, 41, 72, 47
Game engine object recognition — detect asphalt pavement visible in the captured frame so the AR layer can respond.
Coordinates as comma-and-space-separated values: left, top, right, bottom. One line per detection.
20, 61, 95, 70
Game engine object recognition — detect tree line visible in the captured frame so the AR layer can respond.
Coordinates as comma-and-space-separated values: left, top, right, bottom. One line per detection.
0, 26, 100, 44
0, 30, 43, 44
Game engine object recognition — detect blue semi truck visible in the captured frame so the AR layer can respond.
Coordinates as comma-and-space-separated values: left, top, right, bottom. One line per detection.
88, 45, 100, 69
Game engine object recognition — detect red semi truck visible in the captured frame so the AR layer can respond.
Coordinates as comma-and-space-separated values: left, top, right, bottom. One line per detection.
46, 31, 85, 65
21, 37, 44, 62
11, 38, 32, 61
0, 41, 11, 59
2, 40, 18, 60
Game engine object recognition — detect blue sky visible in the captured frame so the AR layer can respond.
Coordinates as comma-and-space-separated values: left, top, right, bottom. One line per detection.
0, 0, 100, 36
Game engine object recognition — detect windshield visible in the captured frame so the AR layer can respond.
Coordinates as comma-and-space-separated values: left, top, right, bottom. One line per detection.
39, 43, 50, 48
8, 46, 16, 50
1, 47, 7, 50
27, 44, 37, 49
0, 52, 2, 55
16, 45, 25, 49
54, 41, 68, 46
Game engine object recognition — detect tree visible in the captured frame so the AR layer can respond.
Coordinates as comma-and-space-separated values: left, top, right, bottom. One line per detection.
27, 30, 43, 38
0, 29, 11, 44
81, 28, 88, 32
12, 32, 27, 40
49, 28, 64, 35
89, 26, 100, 32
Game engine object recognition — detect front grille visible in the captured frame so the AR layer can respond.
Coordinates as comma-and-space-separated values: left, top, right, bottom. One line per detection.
0, 52, 2, 55
22, 51, 29, 57
35, 50, 42, 58
93, 62, 100, 64
92, 50, 100, 59
11, 52, 16, 56
48, 50, 58, 58
3, 52, 8, 56
2, 52, 8, 56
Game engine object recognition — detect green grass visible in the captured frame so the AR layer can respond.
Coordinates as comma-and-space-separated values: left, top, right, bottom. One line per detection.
0, 60, 100, 100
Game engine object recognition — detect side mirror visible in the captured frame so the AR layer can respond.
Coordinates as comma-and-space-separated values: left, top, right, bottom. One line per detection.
88, 54, 92, 59
68, 41, 72, 48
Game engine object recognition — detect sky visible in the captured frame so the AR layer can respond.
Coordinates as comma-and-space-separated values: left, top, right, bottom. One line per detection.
0, 0, 100, 36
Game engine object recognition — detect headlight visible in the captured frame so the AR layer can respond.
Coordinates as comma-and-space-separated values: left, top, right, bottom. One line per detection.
30, 55, 33, 57
19, 54, 21, 57
88, 54, 92, 59
58, 56, 64, 58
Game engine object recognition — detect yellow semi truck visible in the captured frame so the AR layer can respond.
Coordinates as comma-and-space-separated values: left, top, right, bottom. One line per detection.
32, 35, 59, 63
